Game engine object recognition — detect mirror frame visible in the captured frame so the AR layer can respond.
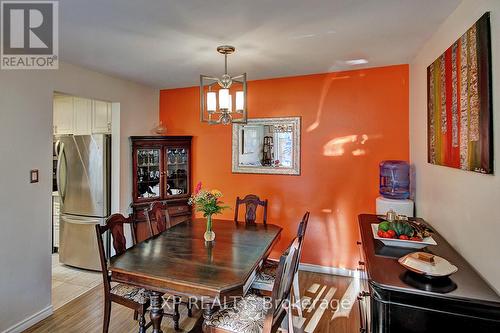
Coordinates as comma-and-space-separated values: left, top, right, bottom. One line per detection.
232, 117, 301, 175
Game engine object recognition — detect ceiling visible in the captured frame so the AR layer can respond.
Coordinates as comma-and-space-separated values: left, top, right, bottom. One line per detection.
59, 0, 461, 88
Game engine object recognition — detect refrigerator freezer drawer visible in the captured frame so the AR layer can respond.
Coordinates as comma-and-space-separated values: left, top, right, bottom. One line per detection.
59, 215, 106, 271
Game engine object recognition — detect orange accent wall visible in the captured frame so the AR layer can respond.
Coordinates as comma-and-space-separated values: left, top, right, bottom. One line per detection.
160, 64, 409, 270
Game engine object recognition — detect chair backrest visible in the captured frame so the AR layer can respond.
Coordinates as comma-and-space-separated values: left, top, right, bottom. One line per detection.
297, 211, 310, 241
263, 237, 300, 332
295, 211, 310, 271
234, 194, 268, 225
95, 213, 136, 294
145, 201, 171, 237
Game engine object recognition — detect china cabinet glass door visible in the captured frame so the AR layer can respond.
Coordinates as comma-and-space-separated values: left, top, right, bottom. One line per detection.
136, 148, 162, 199
165, 147, 189, 197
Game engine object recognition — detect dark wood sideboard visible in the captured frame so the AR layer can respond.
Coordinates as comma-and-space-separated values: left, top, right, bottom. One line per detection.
357, 214, 500, 333
130, 136, 192, 241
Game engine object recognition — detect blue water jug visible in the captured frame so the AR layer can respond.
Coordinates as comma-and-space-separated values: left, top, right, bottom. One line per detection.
379, 160, 410, 200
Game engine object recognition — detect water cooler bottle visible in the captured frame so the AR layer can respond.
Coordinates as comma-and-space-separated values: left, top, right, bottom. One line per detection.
376, 160, 414, 217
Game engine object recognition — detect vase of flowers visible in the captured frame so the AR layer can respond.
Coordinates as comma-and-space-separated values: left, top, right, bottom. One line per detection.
188, 182, 228, 242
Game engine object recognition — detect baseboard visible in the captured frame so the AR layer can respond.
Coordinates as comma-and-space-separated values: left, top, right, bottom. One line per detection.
2, 305, 53, 333
299, 263, 366, 279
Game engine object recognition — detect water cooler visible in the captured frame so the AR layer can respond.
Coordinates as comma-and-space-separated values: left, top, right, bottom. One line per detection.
376, 160, 414, 217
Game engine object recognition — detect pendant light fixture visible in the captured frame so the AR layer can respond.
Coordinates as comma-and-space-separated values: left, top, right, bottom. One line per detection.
200, 45, 247, 125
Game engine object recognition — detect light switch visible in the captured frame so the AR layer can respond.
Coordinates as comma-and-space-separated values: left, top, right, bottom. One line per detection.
30, 169, 39, 183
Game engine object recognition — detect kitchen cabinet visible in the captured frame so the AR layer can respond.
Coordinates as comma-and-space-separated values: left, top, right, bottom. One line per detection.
130, 136, 193, 241
73, 97, 92, 135
53, 95, 111, 135
92, 100, 112, 134
53, 95, 74, 135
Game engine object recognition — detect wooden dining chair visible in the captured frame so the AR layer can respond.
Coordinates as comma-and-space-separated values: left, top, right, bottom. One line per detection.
95, 213, 151, 333
143, 201, 194, 326
234, 194, 268, 225
251, 212, 310, 317
203, 237, 301, 333
144, 201, 171, 236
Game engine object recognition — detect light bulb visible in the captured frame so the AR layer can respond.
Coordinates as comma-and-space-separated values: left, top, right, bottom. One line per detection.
218, 89, 229, 110
236, 91, 244, 112
207, 92, 216, 112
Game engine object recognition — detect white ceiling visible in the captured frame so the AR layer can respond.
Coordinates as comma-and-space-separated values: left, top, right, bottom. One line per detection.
59, 0, 461, 88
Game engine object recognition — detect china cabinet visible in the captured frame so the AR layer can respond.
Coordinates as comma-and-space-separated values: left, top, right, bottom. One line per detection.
130, 136, 192, 241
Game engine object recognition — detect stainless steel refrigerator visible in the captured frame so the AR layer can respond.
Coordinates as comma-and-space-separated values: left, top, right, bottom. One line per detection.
55, 134, 110, 271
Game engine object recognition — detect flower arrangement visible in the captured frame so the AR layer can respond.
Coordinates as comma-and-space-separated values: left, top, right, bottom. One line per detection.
188, 182, 228, 241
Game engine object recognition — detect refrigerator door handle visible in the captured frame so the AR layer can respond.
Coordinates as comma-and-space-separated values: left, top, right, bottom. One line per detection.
56, 141, 67, 204
54, 140, 60, 156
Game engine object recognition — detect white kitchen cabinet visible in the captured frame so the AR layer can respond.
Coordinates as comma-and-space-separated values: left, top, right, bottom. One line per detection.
53, 95, 74, 135
53, 95, 111, 135
73, 97, 92, 135
92, 100, 112, 134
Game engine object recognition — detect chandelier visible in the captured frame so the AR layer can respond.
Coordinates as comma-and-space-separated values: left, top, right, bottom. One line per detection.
200, 45, 247, 125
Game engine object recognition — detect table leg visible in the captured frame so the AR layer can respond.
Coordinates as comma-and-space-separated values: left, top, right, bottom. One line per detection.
150, 291, 164, 333
173, 296, 180, 331
202, 302, 215, 320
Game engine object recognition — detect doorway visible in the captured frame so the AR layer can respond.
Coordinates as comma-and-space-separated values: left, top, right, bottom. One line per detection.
51, 92, 120, 310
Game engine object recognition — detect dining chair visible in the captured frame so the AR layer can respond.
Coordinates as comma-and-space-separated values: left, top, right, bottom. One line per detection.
251, 212, 310, 317
144, 201, 171, 236
234, 194, 268, 225
143, 201, 194, 326
203, 237, 301, 333
97, 213, 190, 332
95, 213, 151, 333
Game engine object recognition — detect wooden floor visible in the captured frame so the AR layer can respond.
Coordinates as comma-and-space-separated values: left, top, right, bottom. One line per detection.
25, 271, 360, 333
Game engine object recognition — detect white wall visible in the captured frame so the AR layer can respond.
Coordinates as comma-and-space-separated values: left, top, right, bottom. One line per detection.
0, 62, 158, 332
410, 0, 500, 293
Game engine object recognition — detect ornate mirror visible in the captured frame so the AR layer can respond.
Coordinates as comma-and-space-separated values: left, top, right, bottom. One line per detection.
232, 117, 301, 175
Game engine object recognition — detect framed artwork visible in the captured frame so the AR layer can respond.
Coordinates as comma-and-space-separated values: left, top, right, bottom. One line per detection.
427, 12, 493, 174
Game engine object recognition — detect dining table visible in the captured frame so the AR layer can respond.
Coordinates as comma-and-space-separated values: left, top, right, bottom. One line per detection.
108, 217, 282, 333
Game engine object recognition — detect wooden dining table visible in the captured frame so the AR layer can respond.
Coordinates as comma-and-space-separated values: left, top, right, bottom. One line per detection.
108, 218, 282, 333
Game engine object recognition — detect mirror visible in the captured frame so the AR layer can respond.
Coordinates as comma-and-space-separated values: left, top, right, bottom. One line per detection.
232, 117, 301, 175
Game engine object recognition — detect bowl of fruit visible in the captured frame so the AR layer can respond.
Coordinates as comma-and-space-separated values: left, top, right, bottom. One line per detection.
372, 220, 437, 249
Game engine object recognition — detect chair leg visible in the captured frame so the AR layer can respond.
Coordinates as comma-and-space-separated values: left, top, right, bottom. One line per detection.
279, 299, 294, 333
173, 297, 180, 331
138, 312, 147, 333
187, 301, 193, 318
103, 299, 111, 333
293, 272, 303, 318
133, 310, 138, 321
287, 304, 295, 333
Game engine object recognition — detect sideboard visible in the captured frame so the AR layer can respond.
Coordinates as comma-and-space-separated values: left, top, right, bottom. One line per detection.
357, 214, 500, 333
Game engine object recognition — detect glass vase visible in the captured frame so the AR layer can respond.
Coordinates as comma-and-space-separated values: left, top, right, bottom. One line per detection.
204, 214, 216, 242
